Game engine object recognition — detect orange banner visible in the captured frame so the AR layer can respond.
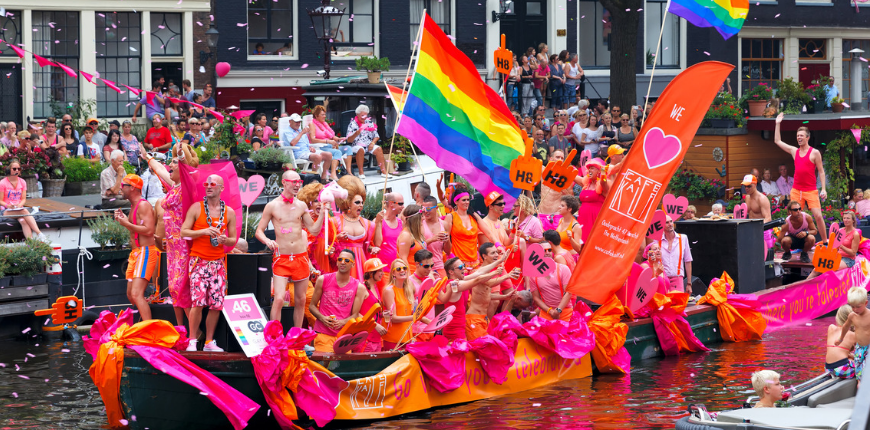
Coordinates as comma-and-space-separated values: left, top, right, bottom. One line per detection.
332, 338, 591, 419
567, 61, 734, 303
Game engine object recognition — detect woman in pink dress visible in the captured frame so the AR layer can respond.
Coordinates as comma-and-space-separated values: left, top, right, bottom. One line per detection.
332, 192, 374, 281
140, 142, 198, 329
574, 157, 609, 243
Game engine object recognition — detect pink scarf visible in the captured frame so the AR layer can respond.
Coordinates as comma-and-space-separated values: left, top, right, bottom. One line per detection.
313, 119, 335, 140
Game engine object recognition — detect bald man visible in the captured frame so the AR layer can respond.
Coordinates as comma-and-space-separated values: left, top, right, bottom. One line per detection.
256, 170, 328, 327
181, 174, 238, 351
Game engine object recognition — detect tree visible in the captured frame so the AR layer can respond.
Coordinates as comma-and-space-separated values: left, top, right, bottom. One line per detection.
598, 0, 642, 111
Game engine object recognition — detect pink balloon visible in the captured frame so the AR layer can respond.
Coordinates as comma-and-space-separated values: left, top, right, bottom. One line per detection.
216, 62, 231, 78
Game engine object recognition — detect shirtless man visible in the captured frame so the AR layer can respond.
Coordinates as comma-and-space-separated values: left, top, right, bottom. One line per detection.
114, 174, 157, 321
436, 253, 507, 341
256, 170, 328, 326
775, 113, 828, 243
538, 150, 573, 230
742, 174, 774, 260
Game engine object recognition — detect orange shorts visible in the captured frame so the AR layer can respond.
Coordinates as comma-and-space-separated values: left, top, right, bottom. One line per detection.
466, 314, 488, 341
540, 307, 573, 322
125, 246, 159, 281
790, 189, 821, 210
314, 333, 336, 353
272, 253, 310, 282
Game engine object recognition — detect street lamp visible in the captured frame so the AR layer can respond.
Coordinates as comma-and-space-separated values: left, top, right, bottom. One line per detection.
199, 25, 219, 65
492, 0, 512, 23
850, 48, 865, 111
307, 0, 345, 79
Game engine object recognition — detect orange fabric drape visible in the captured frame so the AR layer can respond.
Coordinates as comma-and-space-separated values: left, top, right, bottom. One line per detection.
697, 271, 766, 342
588, 296, 630, 374
88, 320, 180, 427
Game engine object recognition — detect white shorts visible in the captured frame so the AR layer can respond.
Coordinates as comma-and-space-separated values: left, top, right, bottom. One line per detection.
293, 151, 311, 160
352, 144, 380, 155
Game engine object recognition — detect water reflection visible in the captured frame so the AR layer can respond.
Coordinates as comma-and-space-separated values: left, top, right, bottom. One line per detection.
0, 319, 828, 429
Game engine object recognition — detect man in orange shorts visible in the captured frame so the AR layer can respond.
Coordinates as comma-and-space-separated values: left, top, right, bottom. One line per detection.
464, 243, 519, 340
256, 170, 328, 327
114, 174, 157, 321
775, 113, 828, 243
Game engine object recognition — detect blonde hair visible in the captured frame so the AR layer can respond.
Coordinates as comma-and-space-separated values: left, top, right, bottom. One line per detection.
837, 304, 852, 326
402, 204, 425, 245
863, 190, 870, 200
297, 182, 324, 205
389, 259, 415, 310
337, 175, 365, 212
751, 370, 780, 397
515, 194, 537, 217
848, 286, 868, 307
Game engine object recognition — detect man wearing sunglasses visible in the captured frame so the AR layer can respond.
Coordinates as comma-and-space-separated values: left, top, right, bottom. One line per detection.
408, 249, 437, 341
777, 200, 817, 263
256, 170, 328, 327
114, 174, 158, 322
527, 242, 574, 322
479, 242, 521, 320
309, 249, 367, 353
180, 175, 238, 352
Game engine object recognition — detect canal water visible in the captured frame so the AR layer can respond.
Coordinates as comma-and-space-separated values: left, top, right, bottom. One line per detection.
0, 318, 830, 430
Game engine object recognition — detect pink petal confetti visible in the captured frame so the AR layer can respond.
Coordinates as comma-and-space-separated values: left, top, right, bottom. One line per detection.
61, 349, 70, 353
104, 264, 111, 268
258, 267, 268, 271
119, 419, 129, 426
18, 375, 30, 379
301, 64, 309, 69
12, 392, 17, 398
703, 51, 711, 56
22, 327, 30, 334
774, 13, 780, 18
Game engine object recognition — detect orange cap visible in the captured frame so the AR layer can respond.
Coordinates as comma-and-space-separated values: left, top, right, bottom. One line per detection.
363, 257, 388, 273
122, 174, 143, 190
484, 191, 503, 207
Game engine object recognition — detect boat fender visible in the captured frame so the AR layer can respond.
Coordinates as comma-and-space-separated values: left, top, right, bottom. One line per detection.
674, 417, 719, 430
74, 310, 101, 327
63, 327, 82, 342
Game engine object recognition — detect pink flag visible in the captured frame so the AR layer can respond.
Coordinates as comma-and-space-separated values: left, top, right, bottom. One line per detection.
8, 44, 25, 59
145, 91, 156, 105
33, 54, 54, 68
102, 79, 124, 94
81, 71, 96, 83
211, 110, 225, 123
54, 62, 78, 78
853, 129, 863, 144
124, 85, 141, 96
189, 102, 205, 109
230, 110, 256, 119
179, 161, 243, 250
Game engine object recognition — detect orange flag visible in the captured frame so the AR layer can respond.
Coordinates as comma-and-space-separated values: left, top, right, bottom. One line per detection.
566, 61, 733, 303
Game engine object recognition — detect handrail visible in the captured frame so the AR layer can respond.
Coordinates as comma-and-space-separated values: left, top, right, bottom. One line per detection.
851, 369, 870, 429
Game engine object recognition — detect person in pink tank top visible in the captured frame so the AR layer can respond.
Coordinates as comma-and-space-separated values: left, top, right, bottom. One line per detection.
436, 257, 503, 342
310, 250, 367, 353
421, 196, 451, 278
373, 193, 404, 270
775, 113, 828, 243
776, 200, 818, 263
360, 258, 390, 352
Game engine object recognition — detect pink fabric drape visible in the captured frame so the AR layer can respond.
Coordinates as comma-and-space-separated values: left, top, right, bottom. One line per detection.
468, 335, 514, 385
406, 336, 471, 393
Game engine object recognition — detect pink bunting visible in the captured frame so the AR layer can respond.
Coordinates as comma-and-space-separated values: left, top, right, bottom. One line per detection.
145, 91, 156, 105
189, 102, 205, 109
81, 71, 97, 83
8, 44, 25, 59
102, 79, 124, 94
211, 110, 225, 123
853, 129, 863, 145
33, 54, 54, 68
123, 85, 141, 96
230, 110, 256, 119
54, 62, 78, 79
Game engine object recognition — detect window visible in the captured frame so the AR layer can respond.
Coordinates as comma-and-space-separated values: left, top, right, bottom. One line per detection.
842, 40, 870, 107
32, 12, 79, 119
646, 0, 680, 68
0, 11, 22, 57
151, 13, 183, 57
248, 0, 294, 57
578, 1, 610, 67
741, 38, 783, 92
799, 38, 826, 60
96, 12, 141, 117
411, 0, 450, 49
330, 0, 375, 58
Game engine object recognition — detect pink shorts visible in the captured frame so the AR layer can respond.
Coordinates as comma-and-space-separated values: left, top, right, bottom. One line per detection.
668, 276, 685, 292
189, 257, 227, 310
538, 214, 563, 232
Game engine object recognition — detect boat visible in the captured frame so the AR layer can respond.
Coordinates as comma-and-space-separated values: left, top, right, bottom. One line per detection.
676, 372, 861, 429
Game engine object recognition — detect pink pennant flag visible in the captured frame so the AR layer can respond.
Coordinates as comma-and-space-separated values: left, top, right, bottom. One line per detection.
123, 85, 142, 96
853, 129, 863, 144
230, 110, 256, 119
54, 62, 78, 79
145, 91, 156, 105
33, 54, 54, 68
102, 79, 124, 94
167, 96, 185, 104
8, 44, 26, 59
189, 102, 204, 109
81, 71, 96, 83
211, 110, 225, 123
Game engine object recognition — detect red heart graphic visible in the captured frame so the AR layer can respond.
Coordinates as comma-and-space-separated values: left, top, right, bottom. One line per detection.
646, 210, 667, 240
643, 127, 682, 169
662, 194, 688, 220
332, 331, 369, 354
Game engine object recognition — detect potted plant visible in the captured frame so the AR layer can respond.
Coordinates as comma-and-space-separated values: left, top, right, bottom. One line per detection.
775, 77, 810, 114
236, 140, 254, 160
242, 212, 264, 252
38, 147, 66, 197
703, 93, 744, 128
251, 147, 292, 171
8, 238, 53, 286
389, 134, 414, 171
806, 75, 831, 114
61, 157, 103, 195
831, 96, 845, 113
87, 214, 131, 260
742, 83, 772, 117
0, 245, 11, 288
356, 56, 391, 84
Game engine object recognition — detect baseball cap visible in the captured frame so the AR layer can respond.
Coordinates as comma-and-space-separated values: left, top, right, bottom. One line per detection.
122, 174, 143, 190
289, 113, 303, 122
607, 144, 626, 158
741, 174, 757, 186
109, 120, 121, 128
484, 191, 503, 207
87, 117, 99, 124
363, 257, 388, 273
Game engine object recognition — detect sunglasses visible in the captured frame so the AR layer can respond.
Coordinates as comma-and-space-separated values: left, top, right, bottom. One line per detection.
203, 181, 220, 187
394, 267, 408, 273
392, 201, 404, 206
454, 264, 465, 271
282, 179, 303, 185
423, 205, 438, 212
337, 257, 354, 264
789, 208, 800, 212
491, 202, 505, 207
421, 264, 433, 269
10, 167, 20, 171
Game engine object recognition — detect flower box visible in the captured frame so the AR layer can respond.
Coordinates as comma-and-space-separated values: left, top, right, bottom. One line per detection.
709, 119, 736, 128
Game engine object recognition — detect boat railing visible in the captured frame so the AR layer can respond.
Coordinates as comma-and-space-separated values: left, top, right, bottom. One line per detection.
850, 369, 870, 429
744, 372, 837, 406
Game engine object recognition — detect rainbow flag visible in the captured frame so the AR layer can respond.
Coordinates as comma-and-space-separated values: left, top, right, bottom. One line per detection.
395, 13, 525, 205
669, 0, 749, 40
385, 84, 407, 111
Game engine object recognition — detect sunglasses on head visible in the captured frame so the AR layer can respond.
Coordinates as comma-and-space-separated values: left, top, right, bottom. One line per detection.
337, 257, 354, 264
203, 181, 220, 187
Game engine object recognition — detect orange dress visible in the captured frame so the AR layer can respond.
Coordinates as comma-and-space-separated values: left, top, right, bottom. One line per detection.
307, 214, 336, 274
382, 284, 413, 345
401, 237, 425, 275
450, 211, 480, 266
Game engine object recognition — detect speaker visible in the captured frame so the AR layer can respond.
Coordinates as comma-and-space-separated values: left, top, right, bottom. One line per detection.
675, 219, 764, 294
301, 173, 322, 187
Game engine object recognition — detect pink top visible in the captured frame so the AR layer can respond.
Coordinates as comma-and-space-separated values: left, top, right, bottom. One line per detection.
786, 213, 809, 236
0, 177, 26, 208
857, 200, 870, 218
442, 289, 469, 338
529, 264, 573, 309
839, 229, 861, 258
793, 147, 816, 192
422, 219, 446, 271
378, 218, 403, 270
518, 215, 544, 240
313, 273, 361, 336
312, 119, 336, 141
359, 287, 382, 345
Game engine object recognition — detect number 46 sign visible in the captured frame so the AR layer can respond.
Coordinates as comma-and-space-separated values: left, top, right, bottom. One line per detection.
221, 293, 270, 357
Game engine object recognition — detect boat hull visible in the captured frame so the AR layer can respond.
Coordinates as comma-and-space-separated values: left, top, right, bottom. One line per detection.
623, 304, 722, 362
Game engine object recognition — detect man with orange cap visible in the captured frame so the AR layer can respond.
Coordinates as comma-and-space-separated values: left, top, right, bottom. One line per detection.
605, 144, 626, 182
114, 174, 158, 321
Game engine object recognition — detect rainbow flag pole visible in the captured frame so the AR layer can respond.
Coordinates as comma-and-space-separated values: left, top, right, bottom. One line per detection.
641, 0, 674, 124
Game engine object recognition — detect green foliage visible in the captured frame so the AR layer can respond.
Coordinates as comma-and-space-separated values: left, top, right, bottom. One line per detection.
807, 75, 832, 102
823, 126, 863, 204
355, 56, 391, 72
776, 77, 810, 114
87, 214, 130, 250
8, 239, 54, 277
704, 93, 745, 127
668, 169, 725, 201
0, 146, 50, 177
389, 134, 413, 164
49, 98, 96, 132
0, 245, 10, 278
208, 119, 239, 160
362, 189, 384, 220
123, 161, 136, 175
242, 212, 262, 240
194, 145, 216, 164
61, 157, 103, 182
251, 147, 292, 169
